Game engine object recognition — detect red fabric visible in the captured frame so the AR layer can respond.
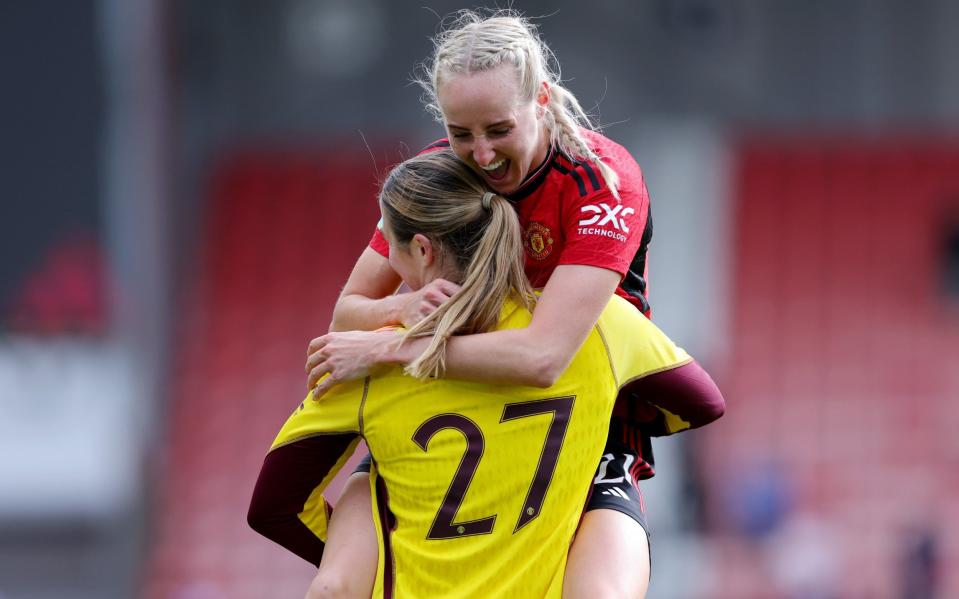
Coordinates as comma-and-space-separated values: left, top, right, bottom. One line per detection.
368, 130, 652, 313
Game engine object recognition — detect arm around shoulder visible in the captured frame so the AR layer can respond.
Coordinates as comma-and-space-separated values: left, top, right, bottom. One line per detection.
429, 265, 622, 387
328, 247, 404, 332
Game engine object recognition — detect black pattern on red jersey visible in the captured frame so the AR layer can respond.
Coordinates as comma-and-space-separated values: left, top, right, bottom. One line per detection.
419, 140, 451, 153
579, 160, 602, 193
622, 210, 653, 315
552, 154, 604, 197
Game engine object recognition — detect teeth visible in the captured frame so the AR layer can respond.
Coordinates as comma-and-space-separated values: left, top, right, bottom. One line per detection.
481, 159, 505, 171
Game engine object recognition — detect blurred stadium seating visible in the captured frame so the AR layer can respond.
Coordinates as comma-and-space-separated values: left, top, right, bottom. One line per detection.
698, 139, 959, 598
142, 150, 381, 598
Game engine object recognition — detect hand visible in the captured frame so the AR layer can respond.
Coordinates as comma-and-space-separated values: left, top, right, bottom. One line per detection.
306, 329, 402, 398
397, 278, 460, 327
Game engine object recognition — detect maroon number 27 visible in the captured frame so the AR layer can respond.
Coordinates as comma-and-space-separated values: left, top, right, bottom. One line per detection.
412, 396, 574, 540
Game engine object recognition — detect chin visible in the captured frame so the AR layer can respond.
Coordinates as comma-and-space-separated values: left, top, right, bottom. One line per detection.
490, 173, 518, 194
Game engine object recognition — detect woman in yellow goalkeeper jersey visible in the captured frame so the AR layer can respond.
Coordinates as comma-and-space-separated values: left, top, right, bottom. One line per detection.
248, 150, 724, 598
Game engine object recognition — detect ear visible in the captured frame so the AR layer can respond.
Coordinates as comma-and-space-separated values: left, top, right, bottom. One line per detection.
536, 81, 551, 110
411, 233, 435, 267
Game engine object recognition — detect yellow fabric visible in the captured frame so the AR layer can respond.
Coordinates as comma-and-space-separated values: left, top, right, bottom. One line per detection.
269, 295, 690, 598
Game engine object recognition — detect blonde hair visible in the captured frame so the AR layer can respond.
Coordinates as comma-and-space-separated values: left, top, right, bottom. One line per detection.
416, 9, 621, 198
379, 150, 535, 379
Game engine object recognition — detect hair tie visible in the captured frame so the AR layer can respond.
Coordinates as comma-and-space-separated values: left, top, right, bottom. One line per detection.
482, 191, 495, 210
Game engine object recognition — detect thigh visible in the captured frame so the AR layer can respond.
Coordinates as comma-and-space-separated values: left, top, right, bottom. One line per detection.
309, 472, 378, 599
564, 509, 650, 599
564, 433, 652, 599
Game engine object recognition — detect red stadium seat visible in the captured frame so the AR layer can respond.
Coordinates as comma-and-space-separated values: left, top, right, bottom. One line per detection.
703, 138, 959, 598
143, 149, 382, 597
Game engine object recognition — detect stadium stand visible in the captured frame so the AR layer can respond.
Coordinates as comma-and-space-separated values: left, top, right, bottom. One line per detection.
700, 139, 959, 598
143, 150, 382, 598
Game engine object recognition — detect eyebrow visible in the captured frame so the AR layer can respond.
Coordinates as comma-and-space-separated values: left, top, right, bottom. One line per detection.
447, 120, 514, 131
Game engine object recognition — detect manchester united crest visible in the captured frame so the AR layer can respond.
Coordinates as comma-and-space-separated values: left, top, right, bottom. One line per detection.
524, 222, 554, 261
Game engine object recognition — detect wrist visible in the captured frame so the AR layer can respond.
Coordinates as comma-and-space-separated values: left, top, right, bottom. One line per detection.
375, 330, 408, 365
378, 332, 423, 366
383, 293, 408, 326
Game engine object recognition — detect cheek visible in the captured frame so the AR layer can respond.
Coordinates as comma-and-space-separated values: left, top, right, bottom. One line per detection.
449, 141, 471, 163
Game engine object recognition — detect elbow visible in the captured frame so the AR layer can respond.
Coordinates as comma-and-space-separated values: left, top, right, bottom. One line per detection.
700, 390, 726, 425
328, 303, 347, 333
247, 477, 290, 542
528, 352, 568, 388
689, 369, 726, 428
328, 296, 355, 332
641, 360, 726, 431
247, 485, 279, 539
246, 497, 270, 538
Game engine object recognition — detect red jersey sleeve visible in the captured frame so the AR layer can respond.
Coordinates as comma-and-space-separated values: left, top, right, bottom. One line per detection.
555, 166, 650, 279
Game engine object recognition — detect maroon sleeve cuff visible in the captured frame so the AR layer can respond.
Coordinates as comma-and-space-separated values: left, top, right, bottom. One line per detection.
618, 360, 725, 435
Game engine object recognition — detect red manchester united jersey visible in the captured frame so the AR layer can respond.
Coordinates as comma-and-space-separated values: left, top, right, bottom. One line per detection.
370, 130, 653, 315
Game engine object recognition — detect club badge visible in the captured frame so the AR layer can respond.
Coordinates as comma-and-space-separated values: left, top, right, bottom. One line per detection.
525, 222, 554, 261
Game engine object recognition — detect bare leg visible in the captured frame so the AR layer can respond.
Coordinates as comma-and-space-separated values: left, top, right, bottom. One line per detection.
305, 472, 378, 599
563, 509, 650, 599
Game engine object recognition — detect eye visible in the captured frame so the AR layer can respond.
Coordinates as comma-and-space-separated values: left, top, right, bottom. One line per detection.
489, 128, 512, 137
450, 131, 471, 140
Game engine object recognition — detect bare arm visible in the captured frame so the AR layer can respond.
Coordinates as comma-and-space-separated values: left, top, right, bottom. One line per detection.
327, 247, 460, 332
327, 248, 403, 332
308, 265, 621, 395
414, 265, 620, 386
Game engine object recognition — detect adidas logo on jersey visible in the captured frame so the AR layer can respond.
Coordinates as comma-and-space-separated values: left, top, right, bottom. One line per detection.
600, 487, 632, 501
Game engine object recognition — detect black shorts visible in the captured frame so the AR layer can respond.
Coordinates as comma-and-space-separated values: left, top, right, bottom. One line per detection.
353, 452, 374, 474
584, 432, 649, 536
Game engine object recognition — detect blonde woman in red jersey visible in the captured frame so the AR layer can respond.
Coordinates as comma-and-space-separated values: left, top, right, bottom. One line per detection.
302, 10, 724, 598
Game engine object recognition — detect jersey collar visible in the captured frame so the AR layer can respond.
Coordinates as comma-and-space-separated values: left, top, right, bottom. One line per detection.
506, 145, 557, 203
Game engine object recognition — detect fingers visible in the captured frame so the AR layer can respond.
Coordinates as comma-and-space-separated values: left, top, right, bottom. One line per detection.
433, 278, 462, 296
307, 335, 328, 356
419, 279, 460, 311
307, 359, 331, 391
311, 374, 338, 401
305, 347, 328, 374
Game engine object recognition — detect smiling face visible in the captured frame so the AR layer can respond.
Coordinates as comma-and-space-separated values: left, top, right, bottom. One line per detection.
437, 65, 550, 195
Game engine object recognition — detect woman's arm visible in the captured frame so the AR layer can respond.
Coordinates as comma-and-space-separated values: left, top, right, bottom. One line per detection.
619, 360, 726, 436
327, 247, 460, 332
308, 264, 621, 396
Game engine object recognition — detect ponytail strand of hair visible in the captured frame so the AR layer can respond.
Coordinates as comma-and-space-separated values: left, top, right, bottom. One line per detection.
404, 194, 534, 379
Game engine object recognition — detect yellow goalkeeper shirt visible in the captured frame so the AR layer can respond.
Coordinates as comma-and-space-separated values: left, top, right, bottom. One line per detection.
269, 294, 691, 598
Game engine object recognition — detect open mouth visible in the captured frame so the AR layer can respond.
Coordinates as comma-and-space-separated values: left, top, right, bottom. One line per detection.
481, 158, 510, 182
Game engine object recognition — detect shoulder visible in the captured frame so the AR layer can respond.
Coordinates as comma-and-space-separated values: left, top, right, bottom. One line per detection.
581, 129, 638, 168
549, 130, 647, 204
581, 129, 648, 199
595, 296, 691, 384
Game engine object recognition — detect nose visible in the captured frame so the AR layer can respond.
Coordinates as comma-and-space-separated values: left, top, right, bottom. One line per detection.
472, 137, 496, 167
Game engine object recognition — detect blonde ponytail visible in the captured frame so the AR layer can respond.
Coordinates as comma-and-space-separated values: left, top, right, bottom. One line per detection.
378, 151, 535, 379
